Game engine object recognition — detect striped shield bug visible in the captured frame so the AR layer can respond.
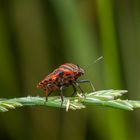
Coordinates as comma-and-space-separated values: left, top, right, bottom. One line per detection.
36, 63, 95, 102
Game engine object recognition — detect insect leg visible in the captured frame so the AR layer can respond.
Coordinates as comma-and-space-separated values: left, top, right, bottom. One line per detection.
45, 90, 52, 101
73, 81, 84, 92
60, 85, 66, 103
72, 81, 85, 97
76, 80, 95, 91
71, 84, 77, 96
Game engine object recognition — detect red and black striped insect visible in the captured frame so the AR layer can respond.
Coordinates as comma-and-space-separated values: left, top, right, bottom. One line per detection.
37, 63, 95, 102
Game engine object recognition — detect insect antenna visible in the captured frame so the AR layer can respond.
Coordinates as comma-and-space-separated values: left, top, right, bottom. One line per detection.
94, 56, 103, 64
83, 56, 103, 70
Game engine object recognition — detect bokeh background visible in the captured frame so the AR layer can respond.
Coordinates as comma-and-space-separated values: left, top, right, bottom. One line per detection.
0, 0, 140, 140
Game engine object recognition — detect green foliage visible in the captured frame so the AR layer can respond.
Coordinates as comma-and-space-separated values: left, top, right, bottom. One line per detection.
0, 90, 140, 112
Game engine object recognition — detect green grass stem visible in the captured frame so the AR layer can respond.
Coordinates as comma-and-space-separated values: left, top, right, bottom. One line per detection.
0, 90, 140, 112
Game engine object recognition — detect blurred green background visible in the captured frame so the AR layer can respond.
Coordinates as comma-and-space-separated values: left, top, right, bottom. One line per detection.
0, 0, 140, 140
